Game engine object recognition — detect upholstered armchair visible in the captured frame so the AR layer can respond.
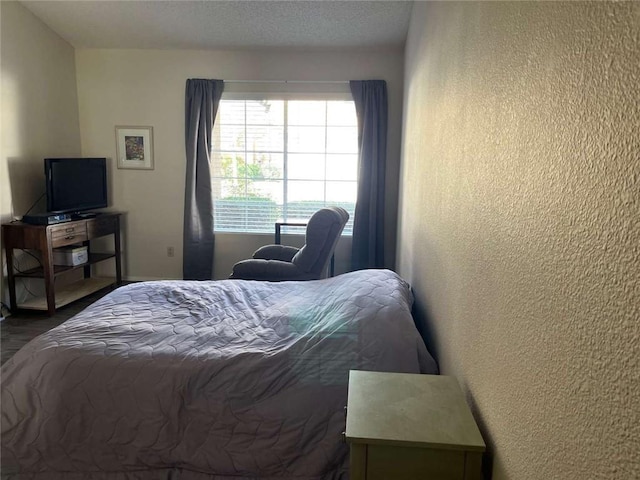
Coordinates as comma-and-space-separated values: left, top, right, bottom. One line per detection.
230, 207, 349, 281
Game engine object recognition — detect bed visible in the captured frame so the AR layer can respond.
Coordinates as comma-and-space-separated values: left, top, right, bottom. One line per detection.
1, 269, 437, 479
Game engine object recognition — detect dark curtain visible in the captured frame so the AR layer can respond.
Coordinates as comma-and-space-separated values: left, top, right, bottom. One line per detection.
183, 79, 224, 280
350, 80, 388, 270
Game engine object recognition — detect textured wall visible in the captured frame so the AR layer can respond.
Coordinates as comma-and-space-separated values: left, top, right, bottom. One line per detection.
1, 1, 81, 305
399, 2, 639, 479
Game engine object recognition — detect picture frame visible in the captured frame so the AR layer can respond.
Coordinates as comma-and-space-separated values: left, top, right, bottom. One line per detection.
115, 126, 154, 170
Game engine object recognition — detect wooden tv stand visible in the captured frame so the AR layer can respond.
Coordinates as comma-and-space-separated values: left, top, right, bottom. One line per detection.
2, 212, 122, 316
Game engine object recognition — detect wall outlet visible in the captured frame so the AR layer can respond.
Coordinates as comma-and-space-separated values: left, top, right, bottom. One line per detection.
167, 246, 175, 257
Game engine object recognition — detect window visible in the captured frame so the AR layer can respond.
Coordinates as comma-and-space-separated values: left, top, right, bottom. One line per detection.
211, 98, 358, 234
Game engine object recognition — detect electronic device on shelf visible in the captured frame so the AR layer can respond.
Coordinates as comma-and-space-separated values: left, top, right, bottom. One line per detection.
45, 157, 108, 215
22, 213, 72, 225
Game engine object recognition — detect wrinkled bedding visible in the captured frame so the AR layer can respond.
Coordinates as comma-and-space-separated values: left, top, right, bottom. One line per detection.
1, 269, 437, 479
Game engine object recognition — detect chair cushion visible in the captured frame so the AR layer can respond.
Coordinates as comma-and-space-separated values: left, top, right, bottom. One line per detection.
292, 208, 346, 274
253, 245, 299, 262
230, 259, 316, 281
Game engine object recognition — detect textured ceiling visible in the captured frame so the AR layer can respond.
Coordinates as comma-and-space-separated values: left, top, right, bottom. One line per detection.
20, 0, 413, 50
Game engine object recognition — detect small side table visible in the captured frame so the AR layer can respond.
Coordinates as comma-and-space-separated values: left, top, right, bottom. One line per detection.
2, 213, 123, 316
345, 370, 486, 480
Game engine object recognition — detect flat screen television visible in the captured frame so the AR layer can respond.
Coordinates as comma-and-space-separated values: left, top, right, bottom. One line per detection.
45, 158, 108, 214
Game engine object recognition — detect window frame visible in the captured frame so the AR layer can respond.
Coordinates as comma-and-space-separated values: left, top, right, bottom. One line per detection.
211, 91, 358, 235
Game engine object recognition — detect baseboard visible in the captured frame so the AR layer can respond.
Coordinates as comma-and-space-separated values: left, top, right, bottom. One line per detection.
124, 276, 183, 282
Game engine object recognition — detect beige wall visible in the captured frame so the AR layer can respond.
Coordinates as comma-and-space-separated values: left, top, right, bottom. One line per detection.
0, 1, 81, 305
399, 2, 639, 479
75, 48, 402, 280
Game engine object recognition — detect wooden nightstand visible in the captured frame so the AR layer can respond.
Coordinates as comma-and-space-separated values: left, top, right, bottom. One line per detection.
345, 371, 486, 480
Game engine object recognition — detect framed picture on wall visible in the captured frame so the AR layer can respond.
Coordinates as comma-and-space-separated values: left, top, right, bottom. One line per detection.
115, 126, 154, 170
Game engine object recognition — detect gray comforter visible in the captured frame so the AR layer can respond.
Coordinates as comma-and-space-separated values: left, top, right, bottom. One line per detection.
1, 269, 437, 479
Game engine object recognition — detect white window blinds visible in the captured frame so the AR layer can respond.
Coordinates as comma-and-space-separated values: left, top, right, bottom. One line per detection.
212, 97, 358, 234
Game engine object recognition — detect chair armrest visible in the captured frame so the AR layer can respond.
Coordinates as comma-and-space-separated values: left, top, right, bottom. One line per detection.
253, 245, 299, 262
230, 259, 316, 281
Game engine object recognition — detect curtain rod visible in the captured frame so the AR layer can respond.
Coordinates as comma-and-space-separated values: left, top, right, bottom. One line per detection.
225, 80, 349, 84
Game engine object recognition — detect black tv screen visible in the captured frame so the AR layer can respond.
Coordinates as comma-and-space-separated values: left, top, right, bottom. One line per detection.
45, 158, 108, 213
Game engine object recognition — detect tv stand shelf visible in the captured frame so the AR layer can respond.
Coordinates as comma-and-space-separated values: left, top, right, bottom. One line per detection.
18, 277, 116, 311
2, 213, 123, 316
14, 253, 117, 278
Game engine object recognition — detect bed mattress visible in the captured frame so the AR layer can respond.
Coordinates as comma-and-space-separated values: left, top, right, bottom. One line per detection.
1, 269, 437, 479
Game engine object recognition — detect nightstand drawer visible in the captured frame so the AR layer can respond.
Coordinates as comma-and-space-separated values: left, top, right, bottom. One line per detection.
87, 215, 117, 238
366, 444, 464, 480
50, 223, 88, 247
